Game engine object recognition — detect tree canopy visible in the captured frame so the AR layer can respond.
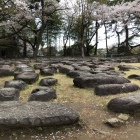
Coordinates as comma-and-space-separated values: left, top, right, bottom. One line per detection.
0, 0, 140, 58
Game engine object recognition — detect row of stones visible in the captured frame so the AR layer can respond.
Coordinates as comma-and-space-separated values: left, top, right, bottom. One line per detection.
33, 58, 140, 115
1, 58, 140, 116
0, 61, 59, 102
34, 59, 140, 115
52, 61, 140, 95
54, 60, 140, 115
49, 59, 140, 125
1, 59, 140, 97
0, 60, 80, 127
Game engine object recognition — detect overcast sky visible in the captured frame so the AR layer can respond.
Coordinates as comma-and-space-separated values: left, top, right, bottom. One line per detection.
59, 0, 118, 49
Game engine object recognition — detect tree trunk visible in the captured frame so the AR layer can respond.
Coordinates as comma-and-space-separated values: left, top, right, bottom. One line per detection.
33, 0, 46, 58
85, 43, 90, 56
85, 24, 90, 56
49, 47, 51, 56
116, 31, 120, 54
33, 43, 39, 58
125, 25, 130, 55
94, 21, 99, 55
80, 21, 85, 57
33, 29, 44, 58
33, 31, 45, 59
47, 27, 49, 56
104, 23, 108, 54
63, 44, 67, 56
23, 40, 27, 57
80, 0, 85, 58
81, 36, 85, 58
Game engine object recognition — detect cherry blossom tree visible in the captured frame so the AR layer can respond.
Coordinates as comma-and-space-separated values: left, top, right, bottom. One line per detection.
64, 0, 104, 57
0, 0, 28, 39
91, 0, 140, 55
59, 0, 76, 56
108, 0, 140, 54
0, 0, 61, 58
1, 0, 140, 57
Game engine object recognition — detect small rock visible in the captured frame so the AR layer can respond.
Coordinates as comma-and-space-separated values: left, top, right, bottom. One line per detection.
0, 66, 14, 76
28, 87, 57, 101
14, 72, 39, 84
93, 128, 112, 136
107, 92, 140, 114
40, 68, 55, 76
95, 83, 139, 96
118, 114, 129, 121
0, 88, 20, 101
59, 65, 74, 74
4, 80, 26, 90
128, 74, 140, 80
104, 118, 124, 127
39, 78, 58, 86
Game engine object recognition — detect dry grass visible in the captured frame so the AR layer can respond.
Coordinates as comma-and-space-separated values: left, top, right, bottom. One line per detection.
1, 62, 140, 108
0, 76, 13, 87
0, 62, 140, 108
121, 63, 140, 86
52, 74, 93, 103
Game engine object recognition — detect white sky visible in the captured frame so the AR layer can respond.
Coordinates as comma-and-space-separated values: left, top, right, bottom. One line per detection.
97, 27, 118, 48
57, 0, 139, 50
59, 0, 118, 49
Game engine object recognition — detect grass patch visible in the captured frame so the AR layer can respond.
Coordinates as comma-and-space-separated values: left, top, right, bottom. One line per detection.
0, 76, 13, 87
122, 63, 140, 86
0, 62, 140, 107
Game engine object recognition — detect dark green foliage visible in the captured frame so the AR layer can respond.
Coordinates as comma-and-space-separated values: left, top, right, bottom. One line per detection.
58, 44, 81, 56
44, 12, 63, 54
117, 45, 126, 54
